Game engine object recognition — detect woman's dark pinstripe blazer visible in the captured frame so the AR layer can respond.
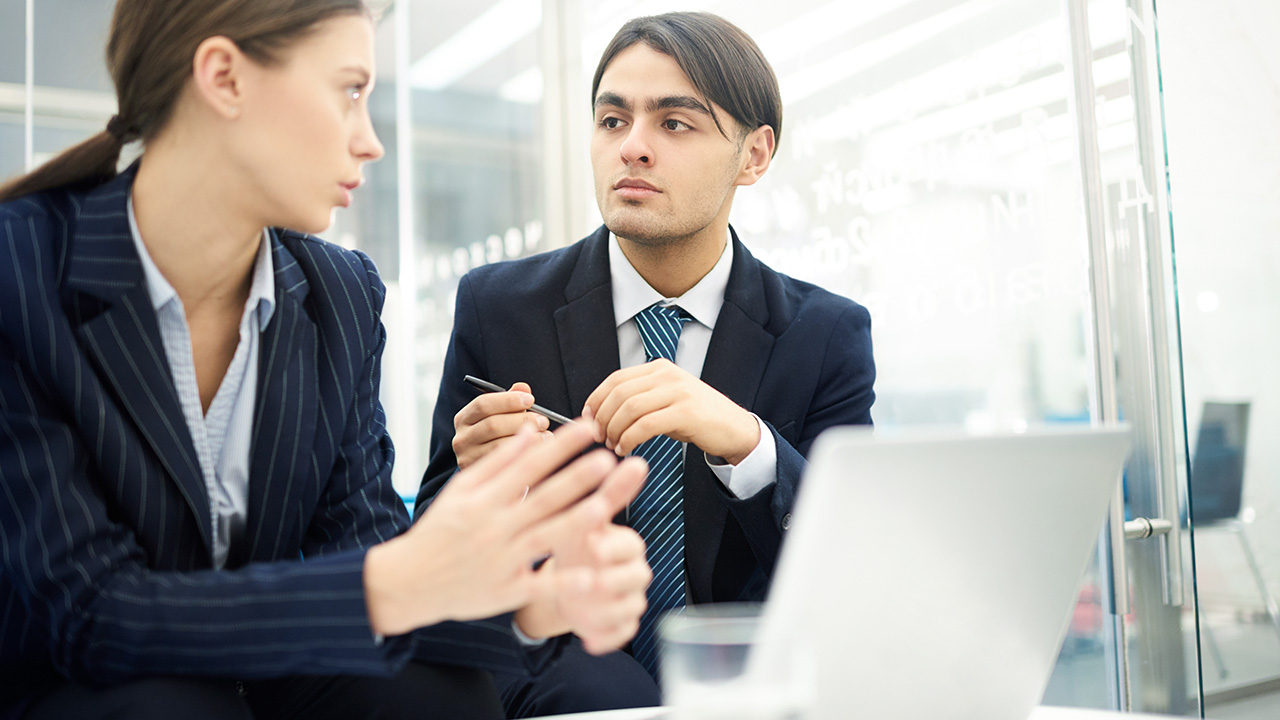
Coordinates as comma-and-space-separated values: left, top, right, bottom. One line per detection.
0, 167, 541, 717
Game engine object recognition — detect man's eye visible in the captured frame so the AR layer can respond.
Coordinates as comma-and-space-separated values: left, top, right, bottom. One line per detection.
664, 119, 688, 131
601, 117, 622, 129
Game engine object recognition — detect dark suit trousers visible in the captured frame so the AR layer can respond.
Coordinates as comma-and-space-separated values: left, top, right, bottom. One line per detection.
493, 639, 660, 718
22, 661, 504, 720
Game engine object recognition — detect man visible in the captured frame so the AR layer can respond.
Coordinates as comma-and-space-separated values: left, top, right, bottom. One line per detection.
417, 11, 875, 716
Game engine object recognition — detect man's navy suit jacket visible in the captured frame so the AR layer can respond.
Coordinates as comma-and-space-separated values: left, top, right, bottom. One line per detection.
0, 168, 539, 718
418, 226, 875, 604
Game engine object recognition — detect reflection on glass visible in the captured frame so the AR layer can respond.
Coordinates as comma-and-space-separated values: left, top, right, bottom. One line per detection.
1158, 0, 1280, 714
687, 0, 1097, 432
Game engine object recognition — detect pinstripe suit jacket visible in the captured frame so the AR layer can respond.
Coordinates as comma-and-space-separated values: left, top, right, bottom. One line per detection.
0, 167, 542, 717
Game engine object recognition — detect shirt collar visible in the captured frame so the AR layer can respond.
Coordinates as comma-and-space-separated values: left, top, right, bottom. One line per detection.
609, 229, 732, 330
127, 193, 276, 328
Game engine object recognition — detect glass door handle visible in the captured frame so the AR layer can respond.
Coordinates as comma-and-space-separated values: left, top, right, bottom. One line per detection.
1124, 517, 1174, 540
1070, 0, 1186, 617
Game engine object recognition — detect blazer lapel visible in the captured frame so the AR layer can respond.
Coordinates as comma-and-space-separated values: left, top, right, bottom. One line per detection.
699, 229, 775, 410
238, 234, 319, 565
553, 228, 620, 416
67, 168, 213, 552
685, 228, 777, 602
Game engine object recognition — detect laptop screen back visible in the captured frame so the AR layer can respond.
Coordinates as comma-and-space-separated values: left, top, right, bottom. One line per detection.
757, 426, 1130, 720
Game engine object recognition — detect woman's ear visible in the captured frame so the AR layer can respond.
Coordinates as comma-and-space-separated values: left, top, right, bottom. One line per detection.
190, 36, 246, 120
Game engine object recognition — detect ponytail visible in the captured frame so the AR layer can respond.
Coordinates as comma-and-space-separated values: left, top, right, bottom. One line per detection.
0, 120, 130, 204
0, 0, 371, 206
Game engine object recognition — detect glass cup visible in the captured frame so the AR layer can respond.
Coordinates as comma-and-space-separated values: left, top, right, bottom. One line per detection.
659, 603, 811, 720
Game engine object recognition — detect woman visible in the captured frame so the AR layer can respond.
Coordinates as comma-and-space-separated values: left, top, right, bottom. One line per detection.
0, 2, 650, 718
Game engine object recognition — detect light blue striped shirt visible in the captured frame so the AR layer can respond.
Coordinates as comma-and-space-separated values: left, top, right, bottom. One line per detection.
127, 196, 275, 569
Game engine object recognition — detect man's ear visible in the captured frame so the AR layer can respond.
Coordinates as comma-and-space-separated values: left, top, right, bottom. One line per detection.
734, 124, 775, 187
190, 36, 246, 121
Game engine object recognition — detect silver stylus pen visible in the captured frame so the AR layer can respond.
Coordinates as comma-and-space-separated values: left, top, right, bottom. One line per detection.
463, 375, 575, 426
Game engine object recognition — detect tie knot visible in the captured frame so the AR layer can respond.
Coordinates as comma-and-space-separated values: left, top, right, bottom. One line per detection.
635, 303, 689, 363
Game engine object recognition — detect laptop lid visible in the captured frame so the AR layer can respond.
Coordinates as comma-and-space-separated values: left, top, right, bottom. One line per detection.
756, 425, 1131, 720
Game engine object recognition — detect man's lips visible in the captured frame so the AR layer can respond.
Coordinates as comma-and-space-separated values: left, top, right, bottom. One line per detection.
614, 178, 660, 199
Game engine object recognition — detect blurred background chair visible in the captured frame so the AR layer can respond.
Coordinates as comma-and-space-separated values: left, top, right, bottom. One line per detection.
1189, 400, 1280, 678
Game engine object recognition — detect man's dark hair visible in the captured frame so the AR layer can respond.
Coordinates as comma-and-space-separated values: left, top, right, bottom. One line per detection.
591, 11, 782, 157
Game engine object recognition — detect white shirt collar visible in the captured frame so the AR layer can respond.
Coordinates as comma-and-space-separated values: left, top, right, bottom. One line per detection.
127, 193, 276, 328
608, 229, 733, 330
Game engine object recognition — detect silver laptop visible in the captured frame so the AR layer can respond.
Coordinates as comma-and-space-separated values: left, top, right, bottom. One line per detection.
755, 425, 1131, 720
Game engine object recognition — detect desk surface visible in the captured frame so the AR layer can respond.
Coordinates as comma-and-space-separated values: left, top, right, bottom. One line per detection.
535, 705, 1190, 719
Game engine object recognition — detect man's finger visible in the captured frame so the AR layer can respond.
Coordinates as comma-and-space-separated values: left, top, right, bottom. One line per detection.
456, 390, 536, 427
523, 413, 551, 432
456, 411, 536, 453
583, 365, 651, 440
446, 424, 536, 492
593, 369, 669, 448
582, 371, 622, 418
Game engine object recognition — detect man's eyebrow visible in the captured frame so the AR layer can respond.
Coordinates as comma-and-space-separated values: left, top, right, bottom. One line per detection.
594, 91, 631, 112
648, 95, 713, 116
593, 92, 713, 118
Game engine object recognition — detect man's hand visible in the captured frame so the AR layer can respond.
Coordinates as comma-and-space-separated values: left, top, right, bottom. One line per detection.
514, 457, 651, 654
453, 381, 551, 468
584, 359, 760, 464
364, 422, 633, 636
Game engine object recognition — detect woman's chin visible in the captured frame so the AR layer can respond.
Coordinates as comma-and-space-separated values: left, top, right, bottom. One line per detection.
282, 210, 335, 236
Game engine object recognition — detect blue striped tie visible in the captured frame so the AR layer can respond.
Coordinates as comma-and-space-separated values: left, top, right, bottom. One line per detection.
629, 303, 691, 679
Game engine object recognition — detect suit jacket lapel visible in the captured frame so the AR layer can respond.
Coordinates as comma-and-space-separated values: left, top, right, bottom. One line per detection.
685, 227, 777, 602
67, 168, 213, 552
700, 229, 775, 409
238, 234, 319, 565
553, 227, 620, 416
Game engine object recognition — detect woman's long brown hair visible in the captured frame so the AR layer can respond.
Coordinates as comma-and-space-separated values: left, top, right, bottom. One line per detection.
0, 0, 370, 203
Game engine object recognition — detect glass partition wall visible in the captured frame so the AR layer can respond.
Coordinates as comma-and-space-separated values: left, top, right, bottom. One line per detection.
7, 1, 1279, 716
366, 0, 549, 492
1156, 0, 1280, 716
0, 1, 116, 181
